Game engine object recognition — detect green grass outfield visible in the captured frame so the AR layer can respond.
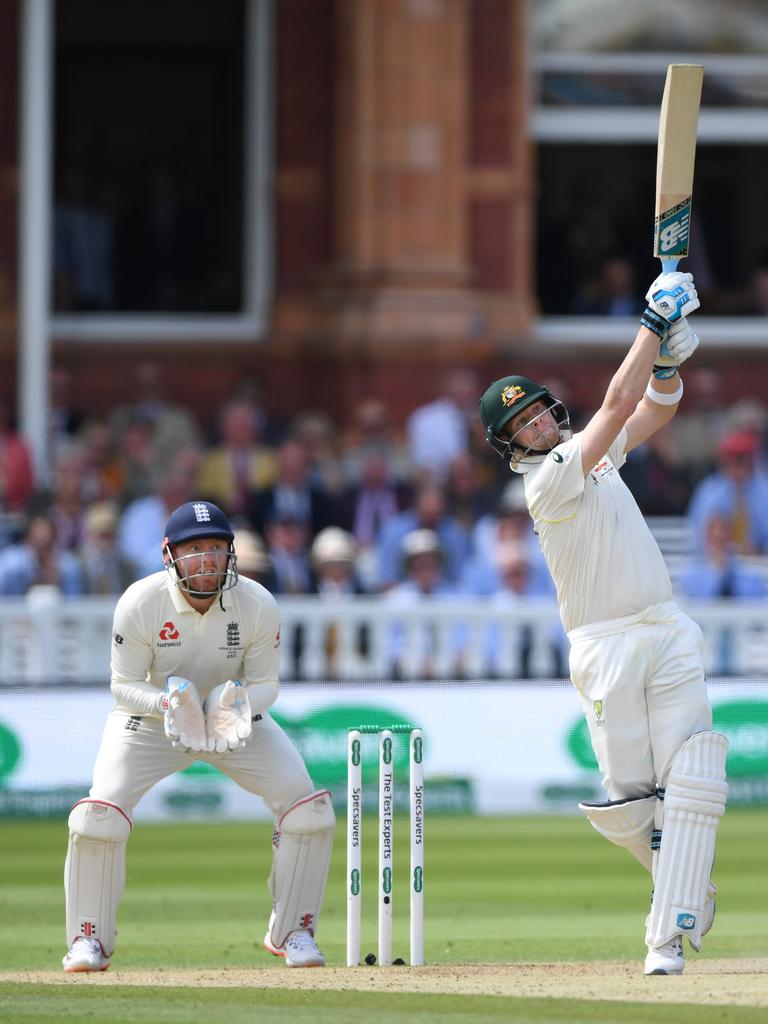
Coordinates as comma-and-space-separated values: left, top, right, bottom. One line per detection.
0, 808, 766, 1022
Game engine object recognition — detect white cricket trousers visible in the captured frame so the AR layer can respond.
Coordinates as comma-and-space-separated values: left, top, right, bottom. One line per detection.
568, 601, 712, 801
89, 710, 315, 817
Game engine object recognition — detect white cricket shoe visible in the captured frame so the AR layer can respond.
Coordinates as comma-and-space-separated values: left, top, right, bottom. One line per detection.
644, 935, 684, 976
62, 937, 110, 973
264, 928, 325, 967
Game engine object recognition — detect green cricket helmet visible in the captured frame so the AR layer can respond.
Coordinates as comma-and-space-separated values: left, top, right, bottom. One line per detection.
478, 374, 571, 470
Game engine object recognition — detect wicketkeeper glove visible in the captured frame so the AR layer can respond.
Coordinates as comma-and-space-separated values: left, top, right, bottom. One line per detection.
160, 677, 208, 753
640, 271, 699, 335
653, 318, 700, 379
204, 680, 252, 753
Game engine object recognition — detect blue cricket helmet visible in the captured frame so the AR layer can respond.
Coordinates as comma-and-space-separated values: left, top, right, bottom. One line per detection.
163, 501, 235, 546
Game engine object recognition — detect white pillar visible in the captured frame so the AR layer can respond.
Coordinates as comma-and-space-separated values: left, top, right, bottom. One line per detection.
18, 0, 54, 482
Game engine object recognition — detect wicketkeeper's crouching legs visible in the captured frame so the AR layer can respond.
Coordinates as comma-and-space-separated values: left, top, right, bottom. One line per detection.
63, 799, 133, 971
263, 789, 336, 967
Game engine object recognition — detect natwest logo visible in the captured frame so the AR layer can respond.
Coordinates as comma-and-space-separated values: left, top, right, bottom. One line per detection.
159, 622, 180, 641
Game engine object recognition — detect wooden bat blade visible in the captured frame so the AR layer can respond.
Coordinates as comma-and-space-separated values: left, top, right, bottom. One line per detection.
654, 63, 703, 267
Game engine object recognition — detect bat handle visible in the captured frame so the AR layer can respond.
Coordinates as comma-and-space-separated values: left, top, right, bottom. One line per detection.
660, 257, 679, 273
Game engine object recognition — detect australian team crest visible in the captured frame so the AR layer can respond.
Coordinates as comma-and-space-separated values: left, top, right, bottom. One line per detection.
593, 699, 605, 727
501, 383, 525, 408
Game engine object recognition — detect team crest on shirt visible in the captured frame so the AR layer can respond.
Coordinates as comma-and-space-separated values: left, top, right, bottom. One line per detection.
219, 621, 244, 660
501, 384, 525, 407
593, 699, 605, 727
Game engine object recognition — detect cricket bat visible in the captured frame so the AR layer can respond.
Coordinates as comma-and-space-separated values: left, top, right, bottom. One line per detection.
654, 64, 704, 272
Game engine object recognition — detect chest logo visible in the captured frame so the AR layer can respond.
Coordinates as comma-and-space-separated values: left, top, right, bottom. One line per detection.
159, 621, 180, 641
590, 458, 615, 483
226, 622, 241, 647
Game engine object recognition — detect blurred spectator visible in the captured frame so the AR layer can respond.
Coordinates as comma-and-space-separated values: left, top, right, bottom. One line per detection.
0, 515, 83, 596
230, 373, 286, 446
406, 368, 478, 481
570, 256, 645, 316
0, 402, 35, 515
29, 450, 89, 551
264, 511, 312, 595
341, 398, 412, 486
687, 430, 768, 556
197, 399, 277, 518
676, 513, 768, 675
232, 528, 277, 591
115, 416, 155, 507
110, 359, 201, 467
78, 418, 126, 504
465, 479, 549, 595
77, 502, 138, 594
310, 527, 364, 596
117, 448, 201, 579
247, 438, 339, 538
667, 368, 728, 486
376, 481, 470, 589
384, 529, 462, 679
620, 428, 692, 515
484, 542, 567, 678
339, 450, 412, 590
49, 366, 86, 461
291, 410, 345, 497
743, 264, 768, 315
677, 514, 768, 600
310, 527, 368, 677
445, 452, 496, 530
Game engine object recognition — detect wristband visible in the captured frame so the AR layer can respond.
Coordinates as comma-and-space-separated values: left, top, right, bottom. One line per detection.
640, 307, 668, 338
652, 362, 679, 381
645, 379, 684, 406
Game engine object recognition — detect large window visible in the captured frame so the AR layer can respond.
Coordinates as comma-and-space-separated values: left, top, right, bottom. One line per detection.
51, 0, 272, 339
530, 2, 768, 343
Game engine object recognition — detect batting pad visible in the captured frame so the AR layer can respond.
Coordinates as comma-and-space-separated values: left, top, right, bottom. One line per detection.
269, 789, 336, 949
646, 731, 728, 950
579, 794, 656, 872
65, 800, 132, 956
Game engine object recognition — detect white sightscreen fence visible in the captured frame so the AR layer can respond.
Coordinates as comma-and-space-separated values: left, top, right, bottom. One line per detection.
0, 679, 766, 820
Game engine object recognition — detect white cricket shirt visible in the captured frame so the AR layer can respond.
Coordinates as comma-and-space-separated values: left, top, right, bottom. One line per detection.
110, 570, 281, 717
524, 428, 673, 632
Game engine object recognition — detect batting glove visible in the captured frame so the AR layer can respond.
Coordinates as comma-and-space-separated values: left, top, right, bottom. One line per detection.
161, 677, 208, 753
204, 680, 252, 754
642, 271, 700, 332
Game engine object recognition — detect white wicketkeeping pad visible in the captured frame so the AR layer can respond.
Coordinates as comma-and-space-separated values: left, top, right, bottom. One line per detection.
268, 790, 335, 948
645, 731, 728, 950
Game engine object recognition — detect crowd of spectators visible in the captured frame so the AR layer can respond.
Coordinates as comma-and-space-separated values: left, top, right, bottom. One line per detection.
1, 361, 768, 637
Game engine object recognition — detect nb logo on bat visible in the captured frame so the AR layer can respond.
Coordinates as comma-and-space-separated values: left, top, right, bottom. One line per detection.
655, 198, 691, 256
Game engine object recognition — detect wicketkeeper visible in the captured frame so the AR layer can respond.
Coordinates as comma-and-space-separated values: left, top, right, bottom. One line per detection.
479, 271, 728, 976
63, 500, 334, 972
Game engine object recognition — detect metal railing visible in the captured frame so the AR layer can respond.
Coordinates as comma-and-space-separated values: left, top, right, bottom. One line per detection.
0, 593, 766, 684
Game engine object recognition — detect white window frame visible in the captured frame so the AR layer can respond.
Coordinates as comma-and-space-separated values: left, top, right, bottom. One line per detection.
530, 51, 768, 348
51, 0, 275, 344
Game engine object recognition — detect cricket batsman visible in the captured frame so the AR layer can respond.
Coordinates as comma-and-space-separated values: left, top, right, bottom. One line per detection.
479, 271, 728, 975
63, 500, 334, 972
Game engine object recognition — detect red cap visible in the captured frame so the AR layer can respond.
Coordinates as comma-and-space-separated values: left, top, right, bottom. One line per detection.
718, 431, 758, 459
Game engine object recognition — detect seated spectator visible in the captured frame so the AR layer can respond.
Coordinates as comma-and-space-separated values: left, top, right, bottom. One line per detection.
445, 452, 496, 531
406, 368, 478, 482
78, 418, 126, 503
77, 502, 138, 594
465, 479, 549, 595
117, 448, 201, 580
341, 398, 413, 487
291, 410, 346, 497
620, 428, 693, 515
197, 399, 277, 519
0, 515, 83, 596
687, 430, 768, 556
570, 255, 645, 317
29, 449, 89, 551
666, 367, 727, 488
0, 402, 35, 515
264, 511, 312, 595
484, 542, 567, 679
339, 450, 412, 591
676, 514, 768, 600
677, 513, 768, 676
110, 359, 201, 467
247, 438, 339, 538
49, 365, 86, 461
115, 415, 156, 507
384, 529, 463, 679
232, 528, 277, 591
376, 481, 470, 590
310, 527, 365, 596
